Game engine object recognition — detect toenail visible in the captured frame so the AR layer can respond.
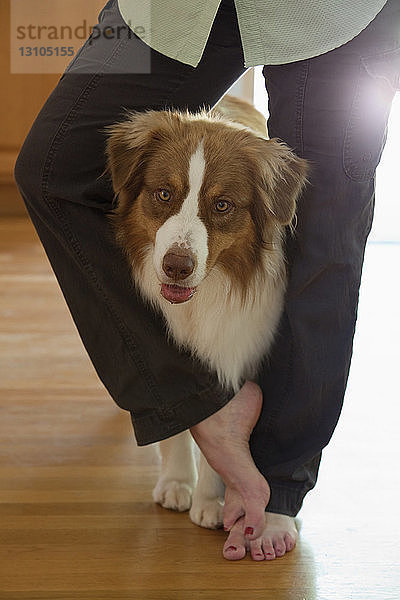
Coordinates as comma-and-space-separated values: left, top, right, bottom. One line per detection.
226, 546, 237, 551
245, 527, 254, 536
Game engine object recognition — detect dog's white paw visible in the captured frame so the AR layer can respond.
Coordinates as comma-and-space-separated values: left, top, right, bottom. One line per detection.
152, 479, 193, 512
189, 496, 224, 529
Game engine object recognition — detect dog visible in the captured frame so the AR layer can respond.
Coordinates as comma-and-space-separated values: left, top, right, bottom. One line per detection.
106, 95, 308, 529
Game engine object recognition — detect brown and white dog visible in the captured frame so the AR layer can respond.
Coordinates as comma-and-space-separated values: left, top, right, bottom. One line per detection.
106, 96, 307, 529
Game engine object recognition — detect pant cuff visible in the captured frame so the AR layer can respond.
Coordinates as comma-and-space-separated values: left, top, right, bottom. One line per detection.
131, 383, 232, 445
266, 483, 309, 517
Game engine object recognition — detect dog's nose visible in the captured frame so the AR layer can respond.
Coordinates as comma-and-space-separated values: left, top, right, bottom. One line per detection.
162, 251, 195, 281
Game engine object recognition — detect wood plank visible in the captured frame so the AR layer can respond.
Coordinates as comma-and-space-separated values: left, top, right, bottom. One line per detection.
0, 150, 18, 184
0, 218, 399, 600
0, 183, 27, 216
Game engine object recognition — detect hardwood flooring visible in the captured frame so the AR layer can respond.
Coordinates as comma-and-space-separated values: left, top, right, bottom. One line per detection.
0, 218, 399, 599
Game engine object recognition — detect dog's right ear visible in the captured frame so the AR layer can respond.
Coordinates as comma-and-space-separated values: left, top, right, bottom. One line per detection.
106, 110, 176, 198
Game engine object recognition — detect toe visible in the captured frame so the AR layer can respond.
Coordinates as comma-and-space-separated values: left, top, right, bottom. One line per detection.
249, 538, 265, 561
243, 511, 268, 540
261, 537, 276, 560
223, 520, 247, 561
242, 486, 270, 539
272, 535, 286, 557
224, 478, 270, 539
223, 544, 246, 561
284, 533, 296, 552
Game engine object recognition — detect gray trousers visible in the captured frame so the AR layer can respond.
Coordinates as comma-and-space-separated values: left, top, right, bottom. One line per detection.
14, 0, 400, 515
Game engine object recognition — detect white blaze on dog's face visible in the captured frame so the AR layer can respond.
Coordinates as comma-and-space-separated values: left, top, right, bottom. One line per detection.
107, 109, 308, 305
152, 143, 208, 303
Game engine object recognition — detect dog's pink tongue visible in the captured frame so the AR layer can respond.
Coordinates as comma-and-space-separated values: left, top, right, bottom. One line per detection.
161, 284, 196, 304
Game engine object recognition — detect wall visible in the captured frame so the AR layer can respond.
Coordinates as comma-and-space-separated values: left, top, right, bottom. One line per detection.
0, 0, 104, 215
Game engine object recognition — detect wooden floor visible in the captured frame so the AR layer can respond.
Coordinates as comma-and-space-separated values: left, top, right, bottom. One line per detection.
0, 218, 399, 600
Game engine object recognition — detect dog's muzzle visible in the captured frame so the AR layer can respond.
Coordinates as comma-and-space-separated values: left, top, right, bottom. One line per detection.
160, 247, 197, 304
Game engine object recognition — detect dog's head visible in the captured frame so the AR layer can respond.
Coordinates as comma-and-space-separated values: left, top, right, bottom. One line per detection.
107, 109, 308, 304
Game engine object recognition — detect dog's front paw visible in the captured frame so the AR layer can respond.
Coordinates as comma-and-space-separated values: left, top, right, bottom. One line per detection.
189, 495, 224, 529
152, 479, 193, 512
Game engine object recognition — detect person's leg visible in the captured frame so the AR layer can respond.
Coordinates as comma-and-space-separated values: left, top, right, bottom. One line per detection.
14, 0, 246, 444
223, 0, 400, 559
14, 0, 271, 542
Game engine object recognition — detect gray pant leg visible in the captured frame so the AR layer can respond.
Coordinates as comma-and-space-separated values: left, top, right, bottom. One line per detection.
14, 0, 246, 445
255, 0, 400, 515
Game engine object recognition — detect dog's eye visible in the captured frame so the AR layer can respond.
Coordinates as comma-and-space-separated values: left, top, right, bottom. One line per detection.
215, 199, 232, 213
156, 189, 171, 202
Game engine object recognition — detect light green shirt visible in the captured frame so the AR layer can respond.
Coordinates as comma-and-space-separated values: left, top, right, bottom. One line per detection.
118, 0, 387, 67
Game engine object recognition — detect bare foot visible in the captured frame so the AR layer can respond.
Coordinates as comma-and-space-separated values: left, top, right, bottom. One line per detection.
223, 512, 298, 561
190, 381, 270, 539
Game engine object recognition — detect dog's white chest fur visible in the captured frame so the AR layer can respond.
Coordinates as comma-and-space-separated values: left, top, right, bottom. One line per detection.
138, 248, 285, 391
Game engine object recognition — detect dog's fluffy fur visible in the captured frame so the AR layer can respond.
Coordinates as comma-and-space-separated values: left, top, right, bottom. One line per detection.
107, 96, 308, 529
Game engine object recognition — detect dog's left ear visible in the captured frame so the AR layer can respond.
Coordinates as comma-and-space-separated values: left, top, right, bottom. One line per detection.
255, 138, 309, 225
